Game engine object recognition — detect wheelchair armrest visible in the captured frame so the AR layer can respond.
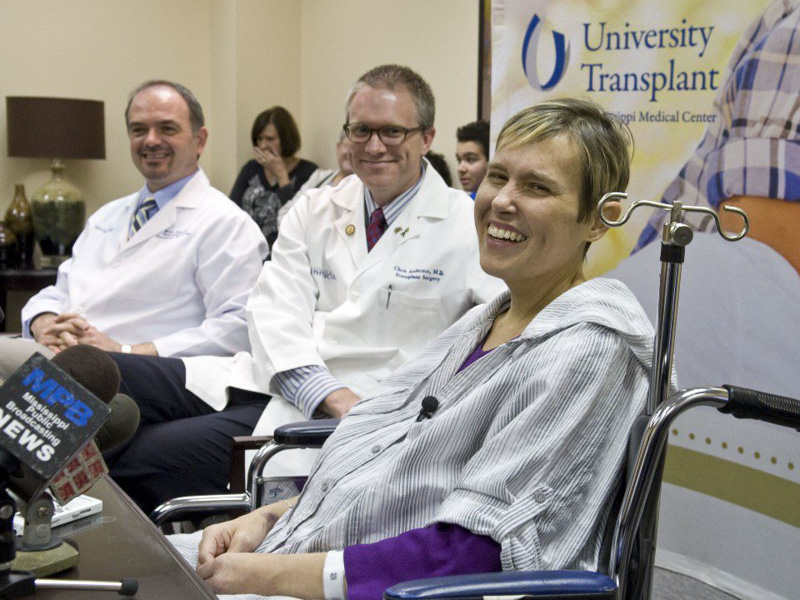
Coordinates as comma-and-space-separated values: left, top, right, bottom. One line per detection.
230, 436, 273, 493
232, 435, 272, 450
273, 418, 340, 446
229, 421, 340, 493
384, 571, 617, 599
155, 421, 341, 523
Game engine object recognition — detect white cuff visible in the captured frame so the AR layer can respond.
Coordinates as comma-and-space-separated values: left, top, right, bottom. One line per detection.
322, 550, 346, 600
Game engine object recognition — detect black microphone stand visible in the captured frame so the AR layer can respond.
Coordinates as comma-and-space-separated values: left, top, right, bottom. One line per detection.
0, 487, 36, 598
13, 493, 79, 577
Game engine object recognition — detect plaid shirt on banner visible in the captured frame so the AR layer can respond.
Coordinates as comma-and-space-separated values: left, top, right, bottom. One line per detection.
635, 0, 800, 251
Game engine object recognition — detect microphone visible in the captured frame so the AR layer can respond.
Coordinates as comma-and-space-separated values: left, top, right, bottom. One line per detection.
94, 393, 140, 454
0, 348, 113, 504
50, 346, 139, 453
47, 347, 132, 504
0, 346, 139, 586
0, 349, 113, 585
50, 345, 121, 404
416, 396, 439, 421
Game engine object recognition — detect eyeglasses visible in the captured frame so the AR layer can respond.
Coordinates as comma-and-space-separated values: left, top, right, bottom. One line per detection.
342, 123, 425, 146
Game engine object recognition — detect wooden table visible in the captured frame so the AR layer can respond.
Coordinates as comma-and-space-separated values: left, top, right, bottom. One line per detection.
22, 477, 215, 599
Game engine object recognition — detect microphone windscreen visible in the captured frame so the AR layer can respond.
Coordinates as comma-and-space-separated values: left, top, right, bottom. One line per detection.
421, 396, 439, 413
51, 346, 121, 404
94, 394, 140, 453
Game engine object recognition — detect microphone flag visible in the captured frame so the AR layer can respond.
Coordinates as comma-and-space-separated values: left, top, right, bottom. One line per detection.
0, 353, 110, 502
49, 441, 108, 504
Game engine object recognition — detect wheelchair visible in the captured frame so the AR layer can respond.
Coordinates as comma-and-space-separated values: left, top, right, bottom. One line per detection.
151, 197, 800, 599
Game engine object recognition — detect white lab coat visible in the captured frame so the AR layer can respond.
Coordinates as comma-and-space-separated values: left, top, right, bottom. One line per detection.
184, 167, 505, 416
22, 170, 268, 358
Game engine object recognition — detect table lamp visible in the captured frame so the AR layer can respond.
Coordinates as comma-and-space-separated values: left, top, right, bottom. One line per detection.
6, 96, 105, 267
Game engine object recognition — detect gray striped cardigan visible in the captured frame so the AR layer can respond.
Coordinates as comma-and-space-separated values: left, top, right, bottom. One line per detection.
174, 278, 661, 591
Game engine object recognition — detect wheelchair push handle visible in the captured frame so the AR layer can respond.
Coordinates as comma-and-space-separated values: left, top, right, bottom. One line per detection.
720, 385, 800, 431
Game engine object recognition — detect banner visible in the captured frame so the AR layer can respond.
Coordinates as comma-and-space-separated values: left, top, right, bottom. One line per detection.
492, 1, 799, 599
491, 0, 768, 270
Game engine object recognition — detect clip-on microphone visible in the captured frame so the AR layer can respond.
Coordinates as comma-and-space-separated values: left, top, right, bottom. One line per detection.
416, 396, 439, 421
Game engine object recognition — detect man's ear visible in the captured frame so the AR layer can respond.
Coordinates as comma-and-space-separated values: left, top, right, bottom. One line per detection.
195, 126, 209, 159
586, 197, 622, 242
421, 127, 436, 155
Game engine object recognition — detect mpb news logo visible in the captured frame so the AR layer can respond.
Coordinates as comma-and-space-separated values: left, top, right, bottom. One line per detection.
522, 14, 570, 91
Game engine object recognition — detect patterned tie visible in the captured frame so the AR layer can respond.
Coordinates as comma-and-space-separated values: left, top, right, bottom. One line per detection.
129, 196, 158, 238
366, 207, 387, 252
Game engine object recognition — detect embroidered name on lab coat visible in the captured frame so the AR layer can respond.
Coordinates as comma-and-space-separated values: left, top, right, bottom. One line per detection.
394, 266, 444, 282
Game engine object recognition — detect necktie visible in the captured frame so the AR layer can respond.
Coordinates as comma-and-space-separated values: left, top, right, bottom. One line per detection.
366, 207, 387, 252
129, 196, 158, 238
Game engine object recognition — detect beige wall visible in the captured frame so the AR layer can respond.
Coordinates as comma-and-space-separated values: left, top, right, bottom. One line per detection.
0, 0, 216, 215
0, 0, 479, 216
231, 0, 303, 191
299, 0, 480, 179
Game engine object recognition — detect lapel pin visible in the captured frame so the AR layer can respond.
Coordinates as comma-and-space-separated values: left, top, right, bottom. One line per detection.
345, 224, 356, 236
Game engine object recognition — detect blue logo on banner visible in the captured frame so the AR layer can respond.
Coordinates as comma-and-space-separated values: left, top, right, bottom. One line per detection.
522, 14, 570, 91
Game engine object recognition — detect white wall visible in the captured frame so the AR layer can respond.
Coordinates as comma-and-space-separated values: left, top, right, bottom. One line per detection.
299, 0, 481, 178
229, 0, 302, 193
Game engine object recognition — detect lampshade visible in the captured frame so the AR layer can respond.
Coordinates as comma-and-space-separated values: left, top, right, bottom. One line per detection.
6, 96, 105, 160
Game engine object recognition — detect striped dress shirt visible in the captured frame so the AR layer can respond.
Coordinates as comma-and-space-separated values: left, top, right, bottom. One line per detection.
173, 278, 662, 599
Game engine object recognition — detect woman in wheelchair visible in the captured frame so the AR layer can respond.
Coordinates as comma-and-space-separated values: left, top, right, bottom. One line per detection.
171, 97, 660, 600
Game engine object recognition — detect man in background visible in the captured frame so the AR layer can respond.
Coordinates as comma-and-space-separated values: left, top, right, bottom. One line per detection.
5, 80, 266, 366
455, 120, 489, 199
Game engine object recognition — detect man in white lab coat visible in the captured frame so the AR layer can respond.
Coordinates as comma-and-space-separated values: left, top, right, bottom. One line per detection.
107, 65, 504, 512
5, 80, 267, 362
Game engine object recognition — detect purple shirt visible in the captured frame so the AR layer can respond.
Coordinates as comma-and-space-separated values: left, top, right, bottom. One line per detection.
458, 337, 495, 371
343, 336, 503, 600
344, 523, 502, 600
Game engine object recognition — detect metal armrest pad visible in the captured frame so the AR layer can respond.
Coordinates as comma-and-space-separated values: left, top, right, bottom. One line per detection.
385, 571, 617, 599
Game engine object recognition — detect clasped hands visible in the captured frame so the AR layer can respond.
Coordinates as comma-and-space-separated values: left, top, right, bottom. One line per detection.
196, 507, 275, 595
31, 312, 123, 354
195, 499, 327, 598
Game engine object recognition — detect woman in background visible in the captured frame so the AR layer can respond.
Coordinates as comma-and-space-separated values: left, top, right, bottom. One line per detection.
230, 107, 317, 254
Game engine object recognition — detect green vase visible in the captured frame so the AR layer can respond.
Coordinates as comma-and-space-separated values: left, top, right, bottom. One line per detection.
31, 160, 86, 268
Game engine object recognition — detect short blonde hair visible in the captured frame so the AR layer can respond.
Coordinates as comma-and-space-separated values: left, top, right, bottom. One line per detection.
496, 97, 632, 223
